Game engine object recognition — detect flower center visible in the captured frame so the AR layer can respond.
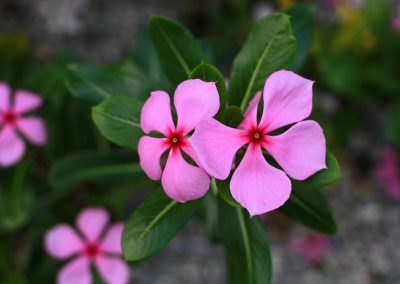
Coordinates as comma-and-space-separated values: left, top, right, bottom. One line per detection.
2, 111, 18, 126
168, 132, 185, 148
84, 242, 100, 259
249, 129, 264, 143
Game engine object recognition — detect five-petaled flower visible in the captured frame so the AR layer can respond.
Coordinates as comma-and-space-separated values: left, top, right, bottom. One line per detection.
45, 208, 130, 284
191, 70, 327, 215
0, 82, 47, 167
138, 79, 219, 202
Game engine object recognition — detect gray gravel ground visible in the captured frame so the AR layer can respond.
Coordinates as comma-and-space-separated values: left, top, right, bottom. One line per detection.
2, 1, 399, 283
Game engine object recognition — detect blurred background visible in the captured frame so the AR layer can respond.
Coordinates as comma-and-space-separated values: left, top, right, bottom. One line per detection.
0, 0, 400, 283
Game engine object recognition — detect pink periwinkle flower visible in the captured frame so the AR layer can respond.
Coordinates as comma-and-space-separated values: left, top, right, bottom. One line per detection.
392, 3, 400, 31
289, 234, 330, 265
138, 79, 219, 202
45, 208, 130, 284
191, 70, 327, 216
375, 147, 400, 200
0, 82, 47, 167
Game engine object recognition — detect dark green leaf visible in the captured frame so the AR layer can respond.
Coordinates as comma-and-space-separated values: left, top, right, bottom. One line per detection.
218, 197, 272, 284
50, 150, 144, 190
150, 16, 205, 84
92, 96, 142, 149
214, 179, 241, 208
190, 62, 227, 112
221, 106, 244, 128
385, 104, 400, 147
65, 61, 152, 104
122, 188, 202, 261
229, 13, 296, 110
284, 4, 314, 70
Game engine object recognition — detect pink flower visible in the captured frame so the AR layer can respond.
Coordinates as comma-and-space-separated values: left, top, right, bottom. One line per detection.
289, 234, 330, 264
392, 4, 400, 31
375, 147, 400, 200
0, 83, 47, 167
138, 79, 219, 202
45, 208, 130, 284
191, 70, 326, 216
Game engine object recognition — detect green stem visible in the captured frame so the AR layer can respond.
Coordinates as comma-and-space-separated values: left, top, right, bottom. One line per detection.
237, 207, 253, 283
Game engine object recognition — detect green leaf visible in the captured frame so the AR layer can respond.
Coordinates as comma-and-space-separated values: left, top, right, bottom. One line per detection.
221, 106, 244, 128
214, 179, 241, 208
284, 4, 314, 70
150, 16, 205, 84
50, 150, 144, 190
65, 61, 152, 104
385, 104, 400, 147
218, 197, 272, 284
190, 62, 227, 112
92, 96, 142, 149
229, 13, 296, 110
280, 187, 337, 234
292, 152, 341, 190
122, 188, 202, 261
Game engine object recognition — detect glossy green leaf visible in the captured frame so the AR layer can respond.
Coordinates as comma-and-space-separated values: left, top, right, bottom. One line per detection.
92, 96, 142, 149
50, 150, 144, 190
218, 197, 272, 284
122, 188, 202, 261
65, 61, 152, 104
229, 13, 296, 110
150, 16, 205, 84
190, 62, 227, 112
284, 4, 314, 70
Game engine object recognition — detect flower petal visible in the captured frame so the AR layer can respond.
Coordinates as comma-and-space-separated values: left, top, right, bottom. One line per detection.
161, 149, 210, 202
13, 90, 43, 114
174, 79, 219, 134
138, 136, 169, 180
76, 208, 109, 242
58, 257, 91, 284
0, 82, 11, 112
0, 127, 25, 167
45, 224, 84, 260
259, 70, 314, 132
230, 144, 291, 216
100, 222, 124, 255
17, 117, 47, 145
190, 118, 248, 179
264, 120, 326, 180
239, 91, 261, 130
140, 91, 174, 135
95, 255, 131, 284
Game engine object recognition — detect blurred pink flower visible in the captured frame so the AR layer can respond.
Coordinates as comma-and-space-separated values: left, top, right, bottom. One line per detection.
375, 147, 400, 200
45, 208, 130, 284
392, 4, 400, 31
289, 234, 330, 264
0, 83, 47, 167
138, 79, 219, 202
191, 70, 327, 216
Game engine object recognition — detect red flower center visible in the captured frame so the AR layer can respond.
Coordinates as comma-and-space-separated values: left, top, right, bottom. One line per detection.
168, 131, 185, 149
2, 111, 18, 126
249, 128, 264, 144
84, 242, 100, 259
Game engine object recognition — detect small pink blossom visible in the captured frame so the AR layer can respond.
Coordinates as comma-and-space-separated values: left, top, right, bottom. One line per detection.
45, 208, 130, 284
392, 3, 400, 31
289, 234, 330, 264
138, 79, 219, 202
0, 82, 47, 167
375, 147, 400, 200
191, 70, 326, 216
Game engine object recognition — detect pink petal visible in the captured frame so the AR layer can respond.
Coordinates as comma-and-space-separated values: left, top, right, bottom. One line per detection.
230, 144, 291, 216
174, 79, 219, 134
76, 208, 109, 242
259, 70, 314, 132
0, 83, 10, 111
58, 257, 91, 284
239, 91, 261, 130
138, 136, 169, 180
0, 126, 25, 167
95, 255, 130, 284
13, 90, 43, 114
140, 91, 174, 136
190, 118, 248, 179
100, 222, 124, 255
45, 224, 84, 260
17, 117, 47, 146
161, 149, 210, 202
264, 120, 326, 180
